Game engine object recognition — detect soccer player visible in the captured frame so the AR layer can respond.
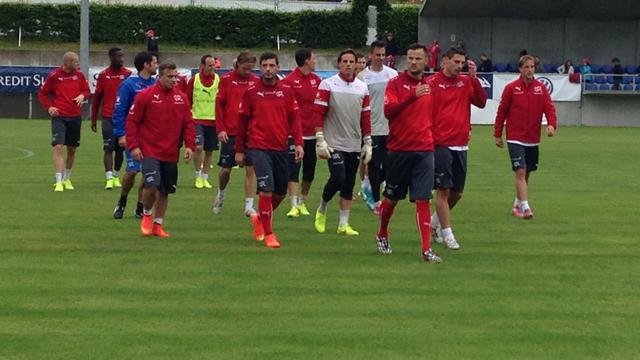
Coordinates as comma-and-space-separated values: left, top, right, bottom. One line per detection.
214, 51, 263, 239
357, 40, 398, 213
355, 53, 367, 75
112, 52, 158, 219
314, 49, 372, 236
494, 55, 557, 219
126, 61, 196, 238
376, 43, 441, 263
186, 54, 220, 189
428, 45, 487, 250
91, 48, 132, 190
235, 52, 303, 248
281, 48, 321, 218
38, 51, 90, 192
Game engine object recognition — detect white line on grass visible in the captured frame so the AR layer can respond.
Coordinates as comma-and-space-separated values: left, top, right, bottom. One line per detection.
0, 146, 35, 161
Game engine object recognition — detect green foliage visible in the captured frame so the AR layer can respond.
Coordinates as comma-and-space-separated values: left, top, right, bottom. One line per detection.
0, 3, 366, 49
380, 5, 419, 53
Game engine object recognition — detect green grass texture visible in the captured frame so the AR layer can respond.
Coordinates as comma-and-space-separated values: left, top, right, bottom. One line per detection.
1, 119, 639, 359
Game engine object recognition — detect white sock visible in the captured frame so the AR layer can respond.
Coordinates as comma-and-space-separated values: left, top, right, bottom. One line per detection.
113, 170, 119, 177
291, 195, 298, 208
521, 200, 530, 211
513, 197, 521, 208
106, 171, 113, 180
202, 173, 209, 181
431, 212, 440, 227
153, 217, 163, 224
63, 168, 72, 180
55, 172, 63, 183
300, 195, 307, 205
442, 227, 453, 238
318, 200, 328, 213
339, 209, 350, 227
245, 197, 254, 213
195, 170, 202, 178
143, 208, 153, 216
217, 189, 225, 198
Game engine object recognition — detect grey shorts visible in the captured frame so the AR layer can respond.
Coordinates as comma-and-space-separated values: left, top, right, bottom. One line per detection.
246, 149, 289, 195
195, 123, 219, 151
508, 143, 539, 172
51, 117, 81, 147
384, 151, 434, 201
218, 136, 252, 168
142, 157, 178, 194
101, 118, 123, 152
434, 145, 467, 193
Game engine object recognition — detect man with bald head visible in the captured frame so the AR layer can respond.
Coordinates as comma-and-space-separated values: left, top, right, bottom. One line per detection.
39, 52, 90, 192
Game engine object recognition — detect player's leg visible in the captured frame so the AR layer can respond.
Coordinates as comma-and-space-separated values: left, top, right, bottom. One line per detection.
508, 143, 529, 218
201, 126, 218, 189
336, 152, 359, 235
113, 143, 124, 187
519, 145, 539, 219
367, 135, 387, 211
375, 150, 409, 255
213, 137, 235, 214
114, 151, 141, 219
150, 161, 178, 237
102, 118, 115, 189
61, 118, 81, 190
298, 139, 317, 215
51, 118, 66, 191
194, 124, 205, 188
286, 138, 301, 218
412, 151, 443, 260
316, 151, 345, 233
433, 146, 454, 243
140, 157, 161, 236
447, 150, 467, 211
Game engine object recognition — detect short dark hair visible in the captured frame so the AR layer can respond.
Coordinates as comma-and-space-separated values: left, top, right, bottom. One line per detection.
200, 54, 213, 65
406, 42, 428, 55
294, 48, 312, 67
108, 47, 122, 57
444, 45, 465, 59
370, 40, 386, 52
133, 51, 154, 72
356, 53, 366, 60
337, 49, 357, 63
259, 52, 279, 65
236, 50, 257, 65
158, 61, 177, 75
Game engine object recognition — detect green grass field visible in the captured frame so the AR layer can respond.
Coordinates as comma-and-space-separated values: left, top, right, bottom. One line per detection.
1, 120, 639, 359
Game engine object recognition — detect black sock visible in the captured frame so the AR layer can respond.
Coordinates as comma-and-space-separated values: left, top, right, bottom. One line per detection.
119, 194, 127, 206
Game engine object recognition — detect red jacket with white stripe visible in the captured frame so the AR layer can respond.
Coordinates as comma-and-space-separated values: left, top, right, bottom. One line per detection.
38, 67, 91, 118
494, 77, 558, 144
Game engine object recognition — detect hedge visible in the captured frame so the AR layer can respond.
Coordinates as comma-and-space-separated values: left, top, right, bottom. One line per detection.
0, 2, 414, 50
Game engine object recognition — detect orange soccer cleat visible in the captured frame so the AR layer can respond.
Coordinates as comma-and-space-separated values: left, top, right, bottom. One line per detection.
140, 214, 153, 236
250, 213, 265, 241
264, 233, 280, 248
152, 223, 171, 238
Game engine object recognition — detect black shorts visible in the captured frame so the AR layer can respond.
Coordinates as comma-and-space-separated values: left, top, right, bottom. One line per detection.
287, 138, 302, 182
51, 117, 81, 147
384, 151, 434, 201
246, 149, 289, 195
301, 139, 317, 182
195, 123, 219, 151
142, 157, 178, 194
327, 150, 360, 200
434, 145, 467, 193
101, 117, 123, 152
218, 136, 252, 168
508, 143, 539, 172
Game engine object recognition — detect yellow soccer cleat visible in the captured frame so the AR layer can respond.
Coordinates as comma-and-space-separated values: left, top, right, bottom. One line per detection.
62, 179, 74, 190
105, 178, 114, 190
337, 224, 359, 236
286, 206, 300, 218
53, 182, 64, 192
113, 177, 122, 188
314, 210, 326, 233
297, 203, 310, 216
195, 177, 204, 189
202, 179, 212, 189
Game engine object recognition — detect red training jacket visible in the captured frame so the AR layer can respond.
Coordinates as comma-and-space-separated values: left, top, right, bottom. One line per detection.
282, 67, 322, 137
215, 71, 259, 136
236, 79, 302, 152
494, 77, 558, 144
427, 70, 487, 147
38, 67, 91, 118
383, 71, 434, 152
91, 66, 132, 120
125, 83, 196, 162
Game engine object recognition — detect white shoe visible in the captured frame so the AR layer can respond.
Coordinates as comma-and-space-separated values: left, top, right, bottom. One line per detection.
444, 235, 460, 250
431, 223, 443, 244
212, 196, 224, 215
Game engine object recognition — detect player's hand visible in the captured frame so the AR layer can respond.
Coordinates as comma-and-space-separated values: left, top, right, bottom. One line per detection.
118, 136, 126, 148
91, 121, 97, 133
495, 137, 504, 148
218, 131, 229, 143
235, 152, 244, 167
361, 135, 373, 165
184, 148, 193, 164
468, 130, 472, 142
294, 145, 304, 163
468, 60, 478, 78
48, 107, 59, 117
131, 147, 143, 161
547, 125, 556, 137
415, 84, 429, 97
315, 131, 332, 159
73, 94, 85, 106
